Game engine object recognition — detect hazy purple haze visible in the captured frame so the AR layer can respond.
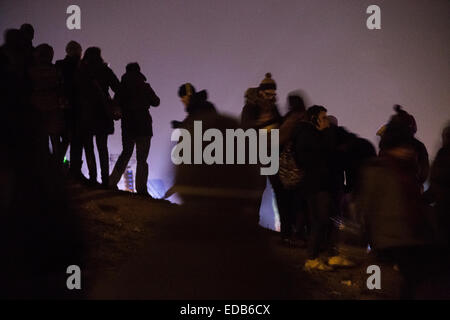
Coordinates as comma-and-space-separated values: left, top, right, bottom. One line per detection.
2, 0, 449, 227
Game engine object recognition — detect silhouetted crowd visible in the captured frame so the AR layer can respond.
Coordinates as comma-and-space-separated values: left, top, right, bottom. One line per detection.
239, 73, 450, 297
1, 23, 449, 299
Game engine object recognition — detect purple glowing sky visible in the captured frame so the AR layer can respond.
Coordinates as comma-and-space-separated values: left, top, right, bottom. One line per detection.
2, 0, 449, 206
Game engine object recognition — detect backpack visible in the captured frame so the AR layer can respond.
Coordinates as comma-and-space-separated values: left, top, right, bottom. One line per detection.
278, 140, 304, 190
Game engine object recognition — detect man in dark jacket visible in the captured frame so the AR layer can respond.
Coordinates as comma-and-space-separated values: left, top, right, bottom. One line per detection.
294, 105, 353, 271
55, 41, 83, 179
171, 83, 216, 129
109, 63, 160, 195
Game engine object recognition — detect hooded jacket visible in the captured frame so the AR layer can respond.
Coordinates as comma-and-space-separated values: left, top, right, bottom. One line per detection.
119, 71, 160, 137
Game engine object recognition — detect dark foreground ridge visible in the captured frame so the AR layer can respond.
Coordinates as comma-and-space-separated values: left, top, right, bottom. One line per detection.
66, 181, 450, 300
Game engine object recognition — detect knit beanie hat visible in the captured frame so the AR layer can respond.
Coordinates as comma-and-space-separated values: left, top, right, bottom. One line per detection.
259, 73, 277, 91
178, 83, 196, 98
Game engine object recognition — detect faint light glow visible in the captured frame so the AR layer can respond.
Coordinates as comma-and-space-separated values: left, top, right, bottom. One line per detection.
124, 167, 134, 192
147, 179, 166, 199
272, 195, 280, 232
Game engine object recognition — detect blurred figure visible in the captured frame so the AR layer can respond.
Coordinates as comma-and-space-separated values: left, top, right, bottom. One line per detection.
378, 105, 429, 190
165, 84, 218, 200
340, 133, 377, 196
241, 73, 281, 130
151, 89, 285, 299
56, 41, 84, 180
277, 92, 309, 246
241, 73, 282, 230
171, 83, 216, 129
326, 117, 376, 203
76, 47, 121, 187
323, 118, 376, 248
426, 123, 450, 247
358, 111, 432, 298
28, 43, 66, 164
294, 105, 352, 271
327, 115, 338, 127
170, 86, 261, 206
109, 63, 160, 195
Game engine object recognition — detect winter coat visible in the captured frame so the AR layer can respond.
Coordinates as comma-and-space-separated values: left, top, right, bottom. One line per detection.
293, 123, 341, 194
241, 87, 281, 130
357, 156, 429, 250
119, 71, 160, 137
28, 63, 65, 135
429, 147, 450, 202
379, 124, 429, 188
426, 146, 450, 244
279, 110, 307, 147
55, 56, 79, 107
412, 138, 430, 186
343, 136, 377, 194
76, 62, 120, 135
55, 56, 80, 134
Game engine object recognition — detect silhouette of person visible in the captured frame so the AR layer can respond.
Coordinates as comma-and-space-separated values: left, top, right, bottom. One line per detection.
28, 43, 66, 164
241, 73, 281, 130
358, 118, 431, 298
240, 73, 282, 229
277, 92, 309, 246
1, 24, 85, 299
19, 23, 34, 46
426, 123, 450, 247
171, 83, 216, 129
19, 23, 34, 66
56, 41, 84, 180
76, 47, 121, 187
378, 105, 429, 191
293, 105, 353, 271
109, 63, 160, 195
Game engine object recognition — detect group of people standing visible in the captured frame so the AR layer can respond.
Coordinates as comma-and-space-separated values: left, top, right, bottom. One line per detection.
1, 23, 160, 195
237, 72, 450, 297
2, 23, 450, 298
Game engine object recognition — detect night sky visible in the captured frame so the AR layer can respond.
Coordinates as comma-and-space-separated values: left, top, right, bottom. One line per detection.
1, 0, 449, 227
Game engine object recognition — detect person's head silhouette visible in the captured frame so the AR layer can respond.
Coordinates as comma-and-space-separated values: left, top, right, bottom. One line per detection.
65, 41, 82, 59
20, 23, 34, 42
83, 46, 103, 65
